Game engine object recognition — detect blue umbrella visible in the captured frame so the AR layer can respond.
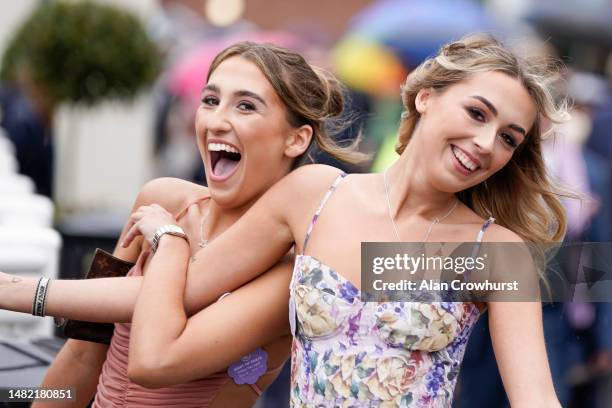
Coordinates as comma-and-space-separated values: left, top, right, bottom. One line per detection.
525, 1, 612, 48
347, 0, 499, 68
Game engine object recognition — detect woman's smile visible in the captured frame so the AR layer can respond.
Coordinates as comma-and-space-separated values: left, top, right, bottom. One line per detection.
450, 144, 481, 176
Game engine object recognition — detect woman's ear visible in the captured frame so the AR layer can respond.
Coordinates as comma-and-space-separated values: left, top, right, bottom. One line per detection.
284, 125, 313, 158
415, 87, 433, 114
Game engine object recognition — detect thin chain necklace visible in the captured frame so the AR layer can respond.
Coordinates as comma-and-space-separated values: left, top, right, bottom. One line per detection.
198, 207, 211, 248
383, 168, 458, 242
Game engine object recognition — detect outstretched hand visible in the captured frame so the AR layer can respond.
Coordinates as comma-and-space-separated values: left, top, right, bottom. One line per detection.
122, 204, 178, 248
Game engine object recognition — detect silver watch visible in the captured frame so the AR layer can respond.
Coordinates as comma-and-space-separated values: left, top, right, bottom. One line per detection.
151, 224, 188, 253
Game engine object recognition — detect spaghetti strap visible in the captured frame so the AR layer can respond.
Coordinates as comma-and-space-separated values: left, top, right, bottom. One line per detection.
174, 195, 211, 220
469, 216, 496, 260
247, 362, 287, 396
301, 172, 347, 254
476, 216, 496, 243
290, 172, 346, 337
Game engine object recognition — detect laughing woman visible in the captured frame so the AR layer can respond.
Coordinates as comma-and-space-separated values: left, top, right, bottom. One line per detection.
0, 42, 365, 407
123, 34, 568, 407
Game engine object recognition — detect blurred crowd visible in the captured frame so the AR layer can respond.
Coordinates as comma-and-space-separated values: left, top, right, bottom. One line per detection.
0, 0, 611, 407
458, 68, 612, 408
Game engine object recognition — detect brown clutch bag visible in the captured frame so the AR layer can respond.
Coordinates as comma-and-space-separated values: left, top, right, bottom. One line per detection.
63, 248, 135, 344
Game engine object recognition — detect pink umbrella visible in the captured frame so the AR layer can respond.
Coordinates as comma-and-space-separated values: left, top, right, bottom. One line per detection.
168, 31, 302, 110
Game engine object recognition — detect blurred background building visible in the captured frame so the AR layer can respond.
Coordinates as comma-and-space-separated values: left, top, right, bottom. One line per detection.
0, 1, 610, 407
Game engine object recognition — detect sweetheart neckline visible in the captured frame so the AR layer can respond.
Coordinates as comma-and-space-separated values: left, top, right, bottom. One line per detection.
294, 253, 482, 314
296, 242, 465, 295
295, 253, 361, 293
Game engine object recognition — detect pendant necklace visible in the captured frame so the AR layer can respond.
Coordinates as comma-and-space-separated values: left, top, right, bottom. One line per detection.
198, 207, 211, 248
191, 207, 211, 263
383, 167, 458, 242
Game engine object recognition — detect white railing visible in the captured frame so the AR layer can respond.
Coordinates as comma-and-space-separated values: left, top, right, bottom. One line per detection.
0, 125, 62, 338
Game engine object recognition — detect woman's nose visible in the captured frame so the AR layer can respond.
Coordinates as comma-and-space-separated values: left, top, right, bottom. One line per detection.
207, 107, 232, 134
472, 128, 496, 154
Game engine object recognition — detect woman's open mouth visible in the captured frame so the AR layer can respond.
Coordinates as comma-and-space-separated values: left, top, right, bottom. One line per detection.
208, 141, 242, 182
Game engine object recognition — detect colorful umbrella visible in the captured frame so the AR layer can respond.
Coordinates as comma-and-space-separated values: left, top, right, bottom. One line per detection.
344, 0, 498, 69
332, 36, 407, 97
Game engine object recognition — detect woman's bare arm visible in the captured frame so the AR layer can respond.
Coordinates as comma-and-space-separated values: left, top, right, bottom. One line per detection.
489, 301, 560, 407
32, 178, 177, 406
32, 340, 110, 408
181, 165, 342, 308
126, 166, 342, 387
0, 177, 183, 321
128, 254, 294, 388
0, 166, 339, 320
487, 226, 561, 407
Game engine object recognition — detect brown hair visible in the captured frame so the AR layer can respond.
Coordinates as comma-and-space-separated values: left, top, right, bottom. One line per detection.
397, 33, 570, 243
207, 41, 368, 165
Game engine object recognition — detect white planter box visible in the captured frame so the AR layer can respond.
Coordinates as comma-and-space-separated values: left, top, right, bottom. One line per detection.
54, 95, 155, 213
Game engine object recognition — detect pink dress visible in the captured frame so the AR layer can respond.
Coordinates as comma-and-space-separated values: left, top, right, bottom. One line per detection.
93, 196, 282, 407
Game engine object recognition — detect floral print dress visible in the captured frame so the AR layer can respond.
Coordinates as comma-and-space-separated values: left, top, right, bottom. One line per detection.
288, 173, 494, 407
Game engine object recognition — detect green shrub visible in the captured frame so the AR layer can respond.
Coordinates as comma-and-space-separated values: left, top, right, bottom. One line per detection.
1, 0, 161, 106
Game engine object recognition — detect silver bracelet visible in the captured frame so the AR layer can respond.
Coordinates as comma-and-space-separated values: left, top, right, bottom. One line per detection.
32, 277, 50, 317
151, 225, 188, 253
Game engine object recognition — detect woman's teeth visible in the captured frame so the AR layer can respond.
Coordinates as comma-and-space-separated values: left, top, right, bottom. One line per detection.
208, 141, 242, 179
452, 146, 479, 171
208, 142, 239, 154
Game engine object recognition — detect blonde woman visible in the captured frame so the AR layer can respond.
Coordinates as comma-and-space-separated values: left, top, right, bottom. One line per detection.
123, 34, 567, 407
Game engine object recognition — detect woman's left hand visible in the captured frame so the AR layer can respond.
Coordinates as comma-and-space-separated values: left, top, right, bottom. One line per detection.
122, 204, 178, 248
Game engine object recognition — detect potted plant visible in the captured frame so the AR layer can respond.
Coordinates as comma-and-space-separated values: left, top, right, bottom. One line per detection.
1, 0, 161, 124
0, 1, 163, 278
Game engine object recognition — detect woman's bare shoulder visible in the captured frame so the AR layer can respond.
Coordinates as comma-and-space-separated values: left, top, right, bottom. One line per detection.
264, 165, 346, 224
282, 164, 346, 194
457, 205, 524, 243
482, 223, 524, 243
136, 177, 209, 214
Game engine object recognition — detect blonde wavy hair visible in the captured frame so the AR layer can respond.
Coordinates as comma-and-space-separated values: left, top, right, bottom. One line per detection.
397, 33, 570, 244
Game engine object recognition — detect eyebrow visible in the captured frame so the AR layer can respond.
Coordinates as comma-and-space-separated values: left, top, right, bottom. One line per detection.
470, 95, 527, 136
235, 90, 267, 106
202, 84, 267, 107
471, 95, 498, 116
509, 124, 526, 136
